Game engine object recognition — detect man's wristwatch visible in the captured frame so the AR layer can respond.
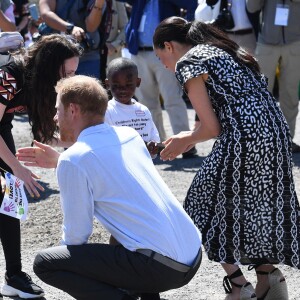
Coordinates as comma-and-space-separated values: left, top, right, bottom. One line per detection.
65, 23, 74, 34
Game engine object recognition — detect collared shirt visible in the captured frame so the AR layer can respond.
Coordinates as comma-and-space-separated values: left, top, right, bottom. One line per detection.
57, 124, 202, 265
138, 0, 159, 47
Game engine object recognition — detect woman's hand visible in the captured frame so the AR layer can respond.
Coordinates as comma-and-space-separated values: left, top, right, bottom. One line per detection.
160, 131, 194, 161
11, 164, 44, 198
16, 140, 60, 169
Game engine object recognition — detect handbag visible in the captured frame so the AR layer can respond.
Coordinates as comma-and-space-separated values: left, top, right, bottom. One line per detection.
195, 0, 221, 22
38, 0, 75, 35
212, 0, 235, 31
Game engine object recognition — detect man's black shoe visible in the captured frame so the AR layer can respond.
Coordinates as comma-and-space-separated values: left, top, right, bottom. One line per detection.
1, 271, 44, 299
140, 293, 161, 300
292, 142, 300, 153
182, 146, 198, 159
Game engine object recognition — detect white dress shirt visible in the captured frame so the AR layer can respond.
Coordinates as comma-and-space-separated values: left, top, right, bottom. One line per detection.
57, 124, 202, 265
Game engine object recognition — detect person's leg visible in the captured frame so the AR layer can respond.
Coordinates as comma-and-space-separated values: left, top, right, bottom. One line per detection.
278, 41, 300, 139
0, 129, 22, 276
255, 43, 281, 95
227, 32, 256, 55
222, 264, 250, 300
0, 201, 22, 276
252, 265, 288, 300
153, 55, 190, 136
131, 52, 166, 141
108, 237, 161, 300
0, 129, 44, 298
34, 244, 195, 300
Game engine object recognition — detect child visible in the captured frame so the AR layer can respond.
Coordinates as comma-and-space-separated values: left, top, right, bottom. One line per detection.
105, 57, 163, 157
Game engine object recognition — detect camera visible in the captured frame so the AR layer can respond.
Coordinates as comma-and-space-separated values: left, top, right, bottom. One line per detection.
80, 33, 95, 51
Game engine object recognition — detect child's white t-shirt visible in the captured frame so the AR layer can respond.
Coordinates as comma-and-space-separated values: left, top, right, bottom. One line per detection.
105, 98, 160, 143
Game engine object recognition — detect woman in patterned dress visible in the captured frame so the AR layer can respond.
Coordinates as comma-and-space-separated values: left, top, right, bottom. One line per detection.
153, 17, 300, 300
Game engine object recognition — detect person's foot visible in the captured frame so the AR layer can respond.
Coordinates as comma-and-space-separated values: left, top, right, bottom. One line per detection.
182, 146, 198, 159
140, 293, 161, 300
292, 142, 300, 153
255, 268, 288, 300
1, 271, 44, 299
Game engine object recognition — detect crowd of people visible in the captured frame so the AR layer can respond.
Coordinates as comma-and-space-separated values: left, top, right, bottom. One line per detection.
0, 1, 300, 300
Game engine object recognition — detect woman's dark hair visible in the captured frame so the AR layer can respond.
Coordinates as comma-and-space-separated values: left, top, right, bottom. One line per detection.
20, 34, 83, 143
153, 17, 260, 74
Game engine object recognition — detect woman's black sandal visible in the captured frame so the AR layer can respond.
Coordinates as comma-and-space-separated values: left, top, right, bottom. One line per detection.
223, 268, 257, 300
249, 266, 288, 300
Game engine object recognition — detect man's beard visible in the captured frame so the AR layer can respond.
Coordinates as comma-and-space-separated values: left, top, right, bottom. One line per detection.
59, 126, 76, 143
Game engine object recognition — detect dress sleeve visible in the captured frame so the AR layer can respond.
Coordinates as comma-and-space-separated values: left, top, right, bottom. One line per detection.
0, 68, 18, 106
175, 54, 209, 86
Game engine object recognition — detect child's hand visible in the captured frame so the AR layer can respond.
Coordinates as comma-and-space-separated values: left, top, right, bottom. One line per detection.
146, 141, 165, 159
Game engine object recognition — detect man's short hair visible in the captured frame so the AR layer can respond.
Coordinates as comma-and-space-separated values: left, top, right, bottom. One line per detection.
55, 75, 108, 117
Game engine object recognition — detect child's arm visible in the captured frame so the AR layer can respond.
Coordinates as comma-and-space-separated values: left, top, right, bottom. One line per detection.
146, 141, 165, 159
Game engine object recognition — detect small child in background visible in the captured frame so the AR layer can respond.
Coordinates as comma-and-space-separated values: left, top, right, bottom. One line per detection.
105, 57, 163, 158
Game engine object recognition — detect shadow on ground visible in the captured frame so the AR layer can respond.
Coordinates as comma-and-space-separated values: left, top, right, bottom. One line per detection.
292, 153, 300, 167
154, 155, 205, 172
26, 181, 59, 203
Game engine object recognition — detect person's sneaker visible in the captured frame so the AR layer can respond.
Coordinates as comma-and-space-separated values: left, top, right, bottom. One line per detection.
182, 146, 198, 159
292, 142, 300, 153
0, 292, 2, 299
1, 271, 44, 299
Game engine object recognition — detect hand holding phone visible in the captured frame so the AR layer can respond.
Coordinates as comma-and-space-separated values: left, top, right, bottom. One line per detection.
29, 4, 40, 21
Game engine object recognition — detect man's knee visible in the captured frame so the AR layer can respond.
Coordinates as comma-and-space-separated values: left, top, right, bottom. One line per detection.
33, 251, 45, 277
33, 249, 53, 281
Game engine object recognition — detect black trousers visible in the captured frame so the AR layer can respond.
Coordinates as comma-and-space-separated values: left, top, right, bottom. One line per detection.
34, 244, 201, 300
0, 125, 22, 275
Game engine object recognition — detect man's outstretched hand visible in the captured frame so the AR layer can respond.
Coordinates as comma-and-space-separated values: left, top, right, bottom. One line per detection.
16, 140, 60, 169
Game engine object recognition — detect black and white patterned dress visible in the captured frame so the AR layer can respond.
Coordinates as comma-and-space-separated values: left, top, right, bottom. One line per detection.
177, 44, 300, 268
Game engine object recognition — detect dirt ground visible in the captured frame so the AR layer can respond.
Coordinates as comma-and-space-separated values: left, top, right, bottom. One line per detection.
0, 105, 300, 300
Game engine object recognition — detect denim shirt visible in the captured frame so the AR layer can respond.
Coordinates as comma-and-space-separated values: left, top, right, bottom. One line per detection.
138, 0, 160, 47
119, 0, 197, 55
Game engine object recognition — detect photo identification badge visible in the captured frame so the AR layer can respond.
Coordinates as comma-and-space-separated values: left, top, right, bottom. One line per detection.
274, 4, 289, 26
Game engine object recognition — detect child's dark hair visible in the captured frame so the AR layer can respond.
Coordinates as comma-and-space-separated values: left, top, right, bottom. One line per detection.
106, 57, 138, 79
153, 16, 260, 74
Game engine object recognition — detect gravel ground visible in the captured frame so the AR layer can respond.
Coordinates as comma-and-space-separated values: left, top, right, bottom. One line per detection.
0, 104, 300, 300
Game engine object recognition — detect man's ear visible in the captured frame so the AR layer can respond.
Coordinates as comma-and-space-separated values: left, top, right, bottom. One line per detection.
69, 103, 80, 118
105, 78, 110, 90
136, 77, 141, 88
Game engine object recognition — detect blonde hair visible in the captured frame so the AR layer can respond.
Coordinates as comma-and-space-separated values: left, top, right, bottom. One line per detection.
55, 75, 108, 117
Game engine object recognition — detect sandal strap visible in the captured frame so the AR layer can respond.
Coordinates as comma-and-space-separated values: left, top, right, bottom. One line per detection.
223, 269, 243, 294
248, 264, 262, 271
255, 268, 278, 275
